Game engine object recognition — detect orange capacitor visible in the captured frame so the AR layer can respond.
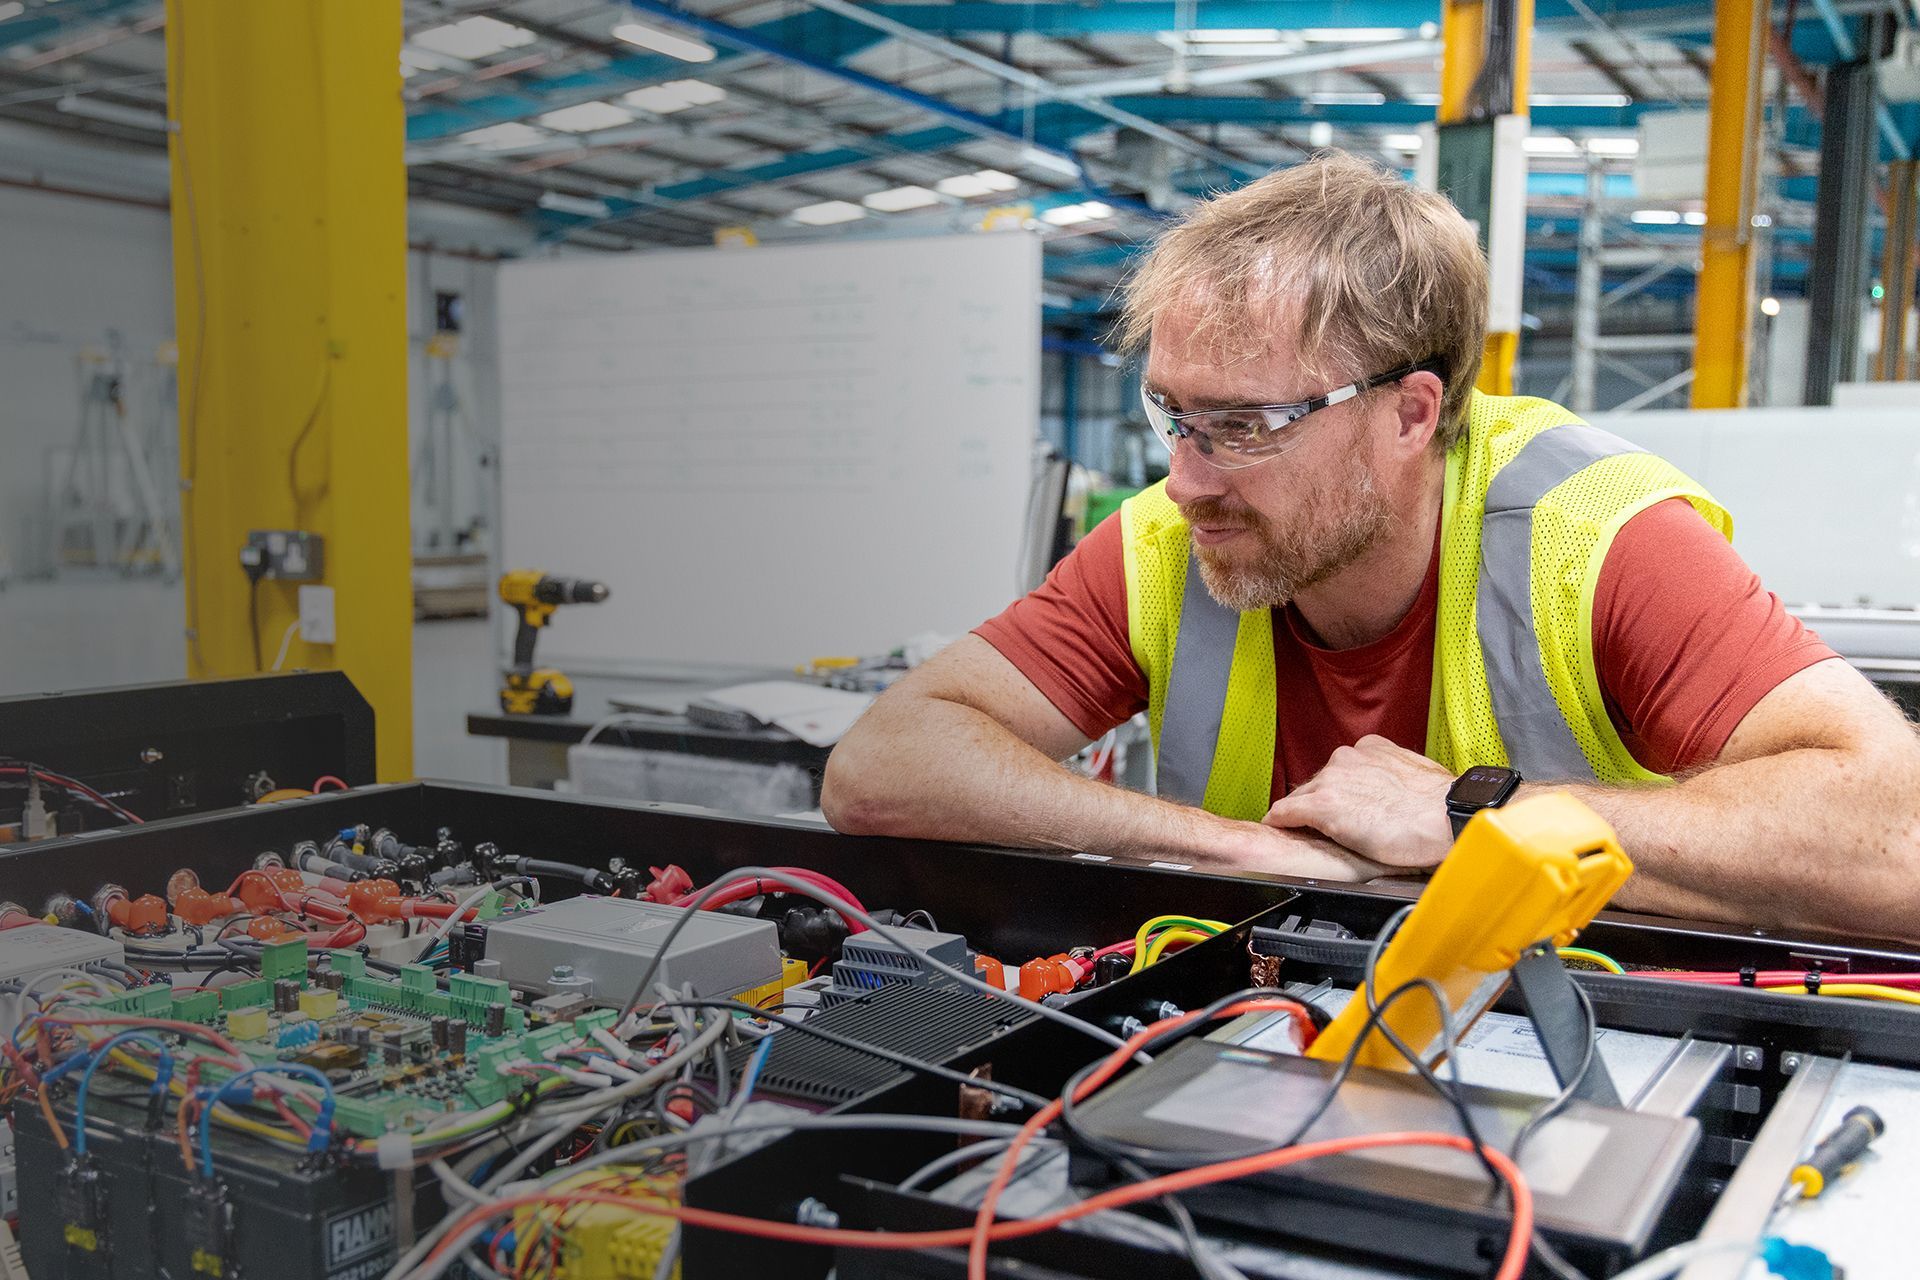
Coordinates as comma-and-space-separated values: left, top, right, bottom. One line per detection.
345, 879, 404, 923
974, 955, 1007, 990
231, 868, 304, 913
1018, 954, 1085, 1001
246, 917, 298, 941
107, 893, 169, 936
173, 887, 241, 927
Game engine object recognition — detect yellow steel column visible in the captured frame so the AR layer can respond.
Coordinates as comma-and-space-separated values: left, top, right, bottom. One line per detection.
1689, 0, 1766, 408
166, 1, 414, 778
1438, 0, 1533, 394
1875, 160, 1917, 381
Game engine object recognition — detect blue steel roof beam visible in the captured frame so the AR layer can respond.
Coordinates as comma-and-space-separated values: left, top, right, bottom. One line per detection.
860, 0, 1785, 36
618, 0, 1089, 172
862, 1, 1874, 66
792, 0, 1267, 180
405, 8, 893, 141
1805, 0, 1911, 158
0, 0, 152, 47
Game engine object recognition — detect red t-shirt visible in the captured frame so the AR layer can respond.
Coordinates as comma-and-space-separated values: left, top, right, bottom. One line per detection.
975, 499, 1834, 799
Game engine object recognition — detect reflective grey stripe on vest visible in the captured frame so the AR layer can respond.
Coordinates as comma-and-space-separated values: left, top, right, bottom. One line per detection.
1157, 551, 1241, 806
1479, 423, 1646, 780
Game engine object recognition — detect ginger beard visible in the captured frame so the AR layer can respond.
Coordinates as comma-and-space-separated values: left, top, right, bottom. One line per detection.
1180, 404, 1392, 612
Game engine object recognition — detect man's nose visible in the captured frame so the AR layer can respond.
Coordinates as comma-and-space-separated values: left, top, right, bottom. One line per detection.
1163, 432, 1230, 507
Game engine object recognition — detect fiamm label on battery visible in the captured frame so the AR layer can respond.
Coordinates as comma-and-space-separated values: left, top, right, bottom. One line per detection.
324, 1203, 394, 1280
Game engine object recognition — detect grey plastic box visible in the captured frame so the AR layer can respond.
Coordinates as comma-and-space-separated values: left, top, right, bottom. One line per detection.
479, 895, 780, 1007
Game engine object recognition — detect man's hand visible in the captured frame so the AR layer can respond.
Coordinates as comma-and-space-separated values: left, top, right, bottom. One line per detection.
1262, 735, 1456, 869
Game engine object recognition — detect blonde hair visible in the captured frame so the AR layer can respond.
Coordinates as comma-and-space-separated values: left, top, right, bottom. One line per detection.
1116, 150, 1487, 449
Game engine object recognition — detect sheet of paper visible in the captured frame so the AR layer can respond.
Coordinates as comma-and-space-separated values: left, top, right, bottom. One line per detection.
703, 681, 875, 746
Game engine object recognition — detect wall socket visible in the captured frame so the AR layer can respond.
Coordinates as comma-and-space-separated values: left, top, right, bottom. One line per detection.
298, 585, 336, 645
241, 529, 325, 581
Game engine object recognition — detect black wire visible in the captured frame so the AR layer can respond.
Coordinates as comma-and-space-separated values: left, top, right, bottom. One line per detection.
247, 577, 264, 672
652, 998, 1050, 1111
1509, 977, 1599, 1164
1056, 981, 1441, 1172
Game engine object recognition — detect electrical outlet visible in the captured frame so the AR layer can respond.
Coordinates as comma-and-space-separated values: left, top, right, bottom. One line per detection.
242, 529, 326, 581
298, 584, 337, 645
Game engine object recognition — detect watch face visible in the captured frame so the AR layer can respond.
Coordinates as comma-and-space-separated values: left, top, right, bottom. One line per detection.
1450, 766, 1516, 808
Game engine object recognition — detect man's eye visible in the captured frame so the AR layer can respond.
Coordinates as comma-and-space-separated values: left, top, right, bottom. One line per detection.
1207, 414, 1272, 447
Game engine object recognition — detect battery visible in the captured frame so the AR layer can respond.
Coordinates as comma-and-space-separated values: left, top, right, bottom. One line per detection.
14, 1086, 442, 1280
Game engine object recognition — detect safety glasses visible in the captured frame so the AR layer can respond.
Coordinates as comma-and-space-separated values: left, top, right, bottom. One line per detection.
1140, 360, 1440, 470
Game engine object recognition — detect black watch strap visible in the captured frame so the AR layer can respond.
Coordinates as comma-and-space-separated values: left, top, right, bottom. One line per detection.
1446, 766, 1523, 839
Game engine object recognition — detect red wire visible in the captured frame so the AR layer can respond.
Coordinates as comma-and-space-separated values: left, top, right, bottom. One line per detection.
1647, 969, 1920, 990
1091, 940, 1137, 960
422, 1130, 1528, 1270
312, 775, 348, 793
0, 766, 143, 823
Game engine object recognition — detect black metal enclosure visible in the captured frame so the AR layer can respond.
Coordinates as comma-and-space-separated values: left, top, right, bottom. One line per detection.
0, 672, 376, 830
8, 781, 1919, 1279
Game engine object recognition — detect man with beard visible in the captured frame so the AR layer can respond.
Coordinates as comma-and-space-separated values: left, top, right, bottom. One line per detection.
822, 152, 1920, 939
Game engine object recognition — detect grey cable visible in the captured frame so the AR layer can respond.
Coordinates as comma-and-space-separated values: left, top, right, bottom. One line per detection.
381, 1009, 729, 1280
616, 866, 1136, 1058
388, 1115, 1028, 1280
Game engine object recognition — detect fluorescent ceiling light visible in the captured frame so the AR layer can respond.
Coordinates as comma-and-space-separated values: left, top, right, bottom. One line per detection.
1183, 29, 1288, 42
54, 94, 166, 130
862, 185, 941, 212
936, 169, 1019, 198
1585, 136, 1640, 156
791, 200, 867, 226
1630, 209, 1683, 225
1040, 200, 1113, 227
538, 101, 635, 132
1182, 42, 1304, 56
538, 191, 613, 218
1299, 27, 1416, 41
413, 16, 536, 60
1307, 91, 1386, 105
623, 79, 726, 114
458, 121, 548, 150
1532, 93, 1632, 108
1522, 134, 1580, 155
1308, 121, 1335, 147
1020, 146, 1082, 177
612, 20, 715, 63
400, 44, 458, 75
1683, 210, 1708, 225
1760, 296, 1781, 317
1381, 133, 1423, 152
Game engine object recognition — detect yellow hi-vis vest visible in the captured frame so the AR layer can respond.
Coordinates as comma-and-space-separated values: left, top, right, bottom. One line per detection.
1119, 390, 1733, 821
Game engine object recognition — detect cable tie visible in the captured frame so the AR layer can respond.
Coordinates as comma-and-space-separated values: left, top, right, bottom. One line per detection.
1738, 967, 1757, 987
1804, 972, 1822, 994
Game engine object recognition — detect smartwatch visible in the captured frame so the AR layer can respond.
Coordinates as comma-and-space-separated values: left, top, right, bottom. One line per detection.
1446, 766, 1522, 839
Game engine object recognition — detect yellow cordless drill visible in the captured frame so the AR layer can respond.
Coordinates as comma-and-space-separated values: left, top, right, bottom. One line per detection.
498, 571, 609, 715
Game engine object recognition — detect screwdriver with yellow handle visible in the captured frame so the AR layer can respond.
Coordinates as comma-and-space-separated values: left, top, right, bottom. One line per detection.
1779, 1106, 1886, 1207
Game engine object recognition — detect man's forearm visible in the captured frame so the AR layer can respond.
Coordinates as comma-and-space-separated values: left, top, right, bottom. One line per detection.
823, 695, 1363, 874
1548, 744, 1920, 940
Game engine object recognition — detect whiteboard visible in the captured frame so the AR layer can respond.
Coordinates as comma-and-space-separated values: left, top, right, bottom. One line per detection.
1592, 405, 1920, 609
497, 233, 1042, 670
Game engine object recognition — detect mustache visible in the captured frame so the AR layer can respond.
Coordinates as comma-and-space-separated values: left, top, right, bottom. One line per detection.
1178, 498, 1261, 529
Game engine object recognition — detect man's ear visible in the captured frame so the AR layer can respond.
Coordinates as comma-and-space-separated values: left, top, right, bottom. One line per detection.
1390, 370, 1445, 454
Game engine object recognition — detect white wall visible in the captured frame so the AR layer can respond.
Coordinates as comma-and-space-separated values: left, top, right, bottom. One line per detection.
0, 183, 177, 578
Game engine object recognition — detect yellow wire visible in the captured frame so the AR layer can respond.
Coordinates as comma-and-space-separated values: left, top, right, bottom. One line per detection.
1128, 915, 1229, 974
1557, 947, 1625, 975
1141, 929, 1213, 969
1762, 983, 1920, 1006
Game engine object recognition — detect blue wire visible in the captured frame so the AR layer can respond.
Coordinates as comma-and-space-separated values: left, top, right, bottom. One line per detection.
195, 1063, 336, 1177
74, 1031, 174, 1155
736, 1036, 774, 1107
